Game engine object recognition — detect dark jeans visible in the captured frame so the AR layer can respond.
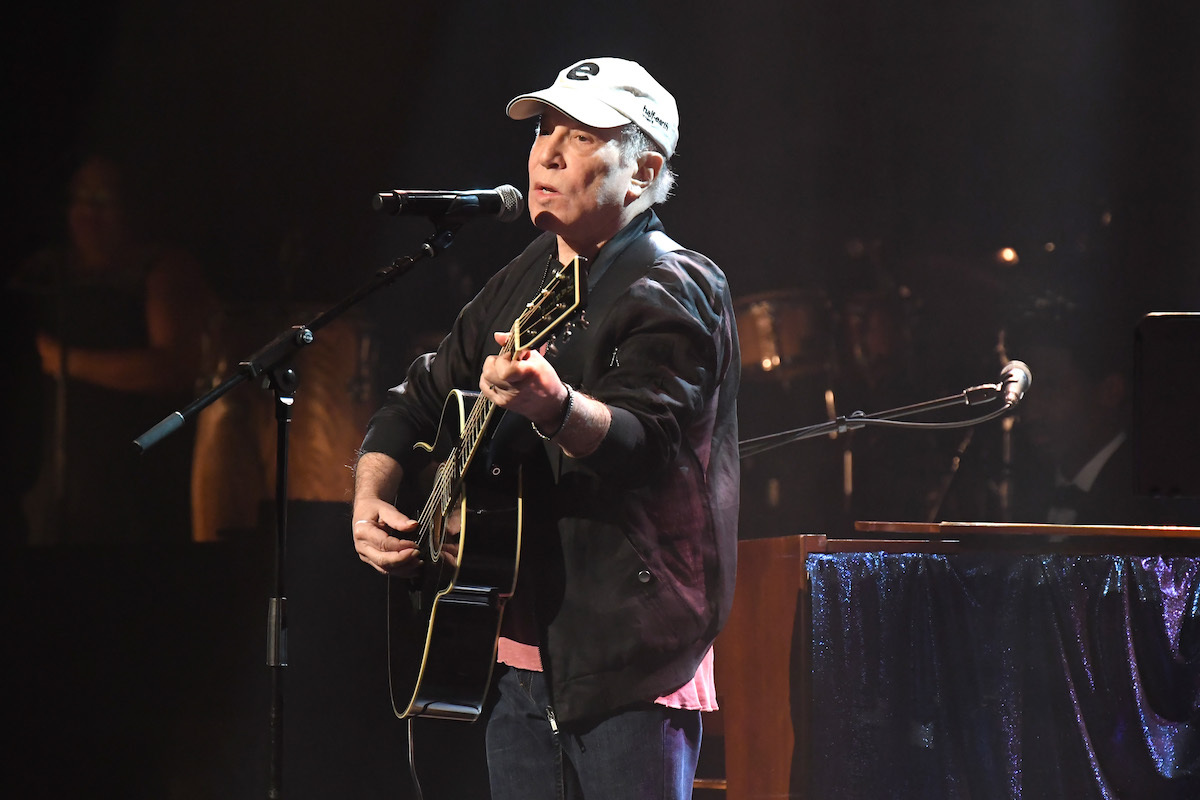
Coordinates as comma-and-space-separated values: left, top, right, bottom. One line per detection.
485, 668, 702, 800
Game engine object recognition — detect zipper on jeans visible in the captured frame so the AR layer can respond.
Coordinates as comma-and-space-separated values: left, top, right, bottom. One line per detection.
547, 706, 586, 752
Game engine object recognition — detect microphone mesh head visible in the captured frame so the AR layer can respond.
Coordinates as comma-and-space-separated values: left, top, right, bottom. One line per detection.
495, 184, 525, 222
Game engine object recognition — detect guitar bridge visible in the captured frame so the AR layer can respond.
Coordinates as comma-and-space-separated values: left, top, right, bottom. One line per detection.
439, 584, 501, 609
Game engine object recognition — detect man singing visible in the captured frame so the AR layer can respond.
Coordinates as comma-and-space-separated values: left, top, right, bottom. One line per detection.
352, 57, 740, 799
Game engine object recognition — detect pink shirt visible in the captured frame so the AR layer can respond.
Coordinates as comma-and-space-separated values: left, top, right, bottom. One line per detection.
496, 636, 718, 711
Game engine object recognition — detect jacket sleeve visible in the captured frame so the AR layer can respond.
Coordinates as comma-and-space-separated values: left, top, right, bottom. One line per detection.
575, 249, 736, 484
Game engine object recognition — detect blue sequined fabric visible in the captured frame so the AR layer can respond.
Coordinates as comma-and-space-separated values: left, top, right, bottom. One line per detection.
808, 554, 1200, 799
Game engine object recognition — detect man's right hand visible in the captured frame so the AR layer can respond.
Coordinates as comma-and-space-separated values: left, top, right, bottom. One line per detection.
352, 498, 423, 577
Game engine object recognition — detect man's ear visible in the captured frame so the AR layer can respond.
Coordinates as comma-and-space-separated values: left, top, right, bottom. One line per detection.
627, 151, 665, 201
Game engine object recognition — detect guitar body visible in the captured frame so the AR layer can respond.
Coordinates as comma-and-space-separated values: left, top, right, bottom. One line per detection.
388, 390, 522, 721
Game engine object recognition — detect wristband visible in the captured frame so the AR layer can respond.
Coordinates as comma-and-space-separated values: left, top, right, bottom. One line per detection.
532, 384, 574, 440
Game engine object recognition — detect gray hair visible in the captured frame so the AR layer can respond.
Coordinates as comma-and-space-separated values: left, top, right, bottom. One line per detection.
619, 123, 675, 206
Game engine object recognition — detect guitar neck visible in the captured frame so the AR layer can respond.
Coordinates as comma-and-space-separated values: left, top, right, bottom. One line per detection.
416, 260, 581, 531
459, 392, 497, 467
457, 334, 515, 464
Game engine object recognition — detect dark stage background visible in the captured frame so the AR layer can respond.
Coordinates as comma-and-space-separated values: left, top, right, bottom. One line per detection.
4, 1, 1199, 797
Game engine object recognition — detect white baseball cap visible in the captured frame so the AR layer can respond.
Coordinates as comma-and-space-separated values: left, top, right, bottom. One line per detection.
506, 57, 679, 159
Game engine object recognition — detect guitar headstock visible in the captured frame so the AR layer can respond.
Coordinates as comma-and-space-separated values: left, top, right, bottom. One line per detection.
512, 256, 588, 352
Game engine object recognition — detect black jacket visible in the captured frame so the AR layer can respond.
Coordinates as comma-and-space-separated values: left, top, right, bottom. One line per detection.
361, 210, 740, 723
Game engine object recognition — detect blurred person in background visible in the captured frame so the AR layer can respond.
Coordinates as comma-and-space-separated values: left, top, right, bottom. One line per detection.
10, 153, 216, 545
1006, 304, 1154, 525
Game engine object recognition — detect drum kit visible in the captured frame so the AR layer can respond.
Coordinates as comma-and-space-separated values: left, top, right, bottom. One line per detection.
734, 287, 855, 537
733, 246, 1023, 537
733, 275, 991, 537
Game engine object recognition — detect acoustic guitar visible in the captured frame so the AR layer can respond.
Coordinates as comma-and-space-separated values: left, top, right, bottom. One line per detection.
388, 256, 585, 721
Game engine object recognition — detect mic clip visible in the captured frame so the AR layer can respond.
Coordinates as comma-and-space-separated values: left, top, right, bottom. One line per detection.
964, 382, 1002, 405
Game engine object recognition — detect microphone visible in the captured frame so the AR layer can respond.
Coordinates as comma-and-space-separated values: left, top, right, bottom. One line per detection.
373, 185, 524, 222
999, 360, 1032, 406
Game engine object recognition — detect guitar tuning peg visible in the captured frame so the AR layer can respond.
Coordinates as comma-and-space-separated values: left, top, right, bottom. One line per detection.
547, 342, 559, 357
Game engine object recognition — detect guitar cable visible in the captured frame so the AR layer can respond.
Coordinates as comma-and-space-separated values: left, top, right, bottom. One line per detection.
406, 717, 425, 800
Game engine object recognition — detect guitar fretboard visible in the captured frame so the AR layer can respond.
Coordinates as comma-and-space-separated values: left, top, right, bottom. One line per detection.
415, 261, 579, 548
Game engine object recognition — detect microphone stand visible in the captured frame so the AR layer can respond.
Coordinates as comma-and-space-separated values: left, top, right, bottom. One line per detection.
738, 379, 1016, 460
133, 220, 462, 800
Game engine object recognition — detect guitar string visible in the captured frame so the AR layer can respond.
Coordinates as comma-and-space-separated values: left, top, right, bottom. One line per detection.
412, 258, 567, 546
412, 257, 570, 553
412, 321, 521, 549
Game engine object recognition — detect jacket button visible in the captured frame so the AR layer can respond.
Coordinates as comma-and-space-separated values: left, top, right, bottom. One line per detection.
637, 570, 652, 584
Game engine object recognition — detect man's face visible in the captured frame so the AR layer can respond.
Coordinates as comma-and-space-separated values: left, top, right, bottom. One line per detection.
526, 108, 637, 254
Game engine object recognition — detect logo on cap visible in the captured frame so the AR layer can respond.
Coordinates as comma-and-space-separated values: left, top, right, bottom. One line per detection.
642, 107, 669, 131
566, 62, 600, 81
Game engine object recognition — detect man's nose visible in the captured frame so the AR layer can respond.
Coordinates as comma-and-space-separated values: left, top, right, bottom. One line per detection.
534, 134, 564, 167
